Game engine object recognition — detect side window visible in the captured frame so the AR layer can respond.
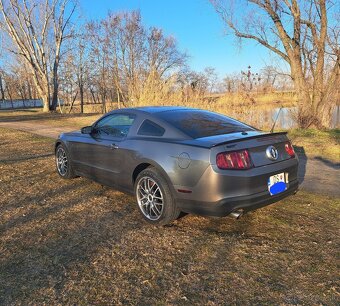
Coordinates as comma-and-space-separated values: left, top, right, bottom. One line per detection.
138, 120, 165, 137
94, 114, 135, 138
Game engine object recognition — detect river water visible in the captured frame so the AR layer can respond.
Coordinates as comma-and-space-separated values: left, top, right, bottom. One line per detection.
271, 106, 339, 129
231, 105, 340, 129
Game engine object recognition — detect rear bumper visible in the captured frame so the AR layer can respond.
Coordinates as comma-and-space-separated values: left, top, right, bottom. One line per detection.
177, 179, 299, 217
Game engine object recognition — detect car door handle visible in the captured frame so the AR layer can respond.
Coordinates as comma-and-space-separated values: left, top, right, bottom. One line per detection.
110, 143, 119, 150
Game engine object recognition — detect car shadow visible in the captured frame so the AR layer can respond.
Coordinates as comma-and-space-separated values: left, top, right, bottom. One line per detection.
0, 153, 54, 164
0, 179, 89, 232
312, 156, 340, 169
294, 145, 307, 184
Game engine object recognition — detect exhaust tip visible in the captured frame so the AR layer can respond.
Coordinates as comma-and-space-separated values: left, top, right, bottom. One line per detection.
229, 209, 244, 219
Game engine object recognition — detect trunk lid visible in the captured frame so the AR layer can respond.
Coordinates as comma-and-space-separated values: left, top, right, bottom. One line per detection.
203, 131, 293, 167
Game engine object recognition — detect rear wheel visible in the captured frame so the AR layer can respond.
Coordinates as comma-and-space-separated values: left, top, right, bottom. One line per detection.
135, 167, 180, 225
55, 144, 76, 179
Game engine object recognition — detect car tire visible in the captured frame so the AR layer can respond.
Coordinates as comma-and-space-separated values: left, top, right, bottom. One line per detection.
135, 167, 180, 225
55, 144, 76, 179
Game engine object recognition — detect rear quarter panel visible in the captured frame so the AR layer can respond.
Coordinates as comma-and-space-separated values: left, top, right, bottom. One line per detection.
123, 138, 211, 190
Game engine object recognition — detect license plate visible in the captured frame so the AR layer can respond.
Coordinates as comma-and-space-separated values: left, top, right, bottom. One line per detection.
268, 172, 288, 195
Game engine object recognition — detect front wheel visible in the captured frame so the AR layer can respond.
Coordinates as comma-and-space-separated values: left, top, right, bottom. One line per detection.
135, 167, 180, 225
55, 144, 76, 179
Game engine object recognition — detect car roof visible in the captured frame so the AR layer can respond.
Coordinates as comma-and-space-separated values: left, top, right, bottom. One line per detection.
125, 106, 199, 114
107, 106, 206, 117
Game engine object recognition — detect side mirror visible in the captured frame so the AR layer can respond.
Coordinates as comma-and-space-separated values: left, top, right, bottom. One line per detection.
81, 126, 93, 134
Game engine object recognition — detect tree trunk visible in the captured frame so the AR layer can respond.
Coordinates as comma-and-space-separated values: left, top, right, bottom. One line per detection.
68, 91, 78, 113
90, 87, 96, 104
0, 75, 5, 101
117, 89, 121, 109
27, 80, 33, 99
290, 54, 319, 128
80, 83, 84, 113
42, 94, 50, 112
51, 86, 58, 111
102, 94, 106, 113
50, 62, 59, 111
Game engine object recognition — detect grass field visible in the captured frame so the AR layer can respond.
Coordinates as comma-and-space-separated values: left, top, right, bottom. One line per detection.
0, 128, 339, 304
288, 128, 340, 163
0, 108, 100, 128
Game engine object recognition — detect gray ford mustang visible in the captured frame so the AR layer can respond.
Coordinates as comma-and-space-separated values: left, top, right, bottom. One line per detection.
55, 106, 298, 225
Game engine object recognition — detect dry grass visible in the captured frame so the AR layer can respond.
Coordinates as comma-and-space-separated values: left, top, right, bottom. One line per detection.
0, 109, 100, 129
289, 129, 340, 163
205, 91, 296, 110
11, 91, 294, 116
63, 87, 296, 114
0, 128, 339, 305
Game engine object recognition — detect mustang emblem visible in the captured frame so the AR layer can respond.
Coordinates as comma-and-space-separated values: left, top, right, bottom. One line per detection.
266, 145, 279, 161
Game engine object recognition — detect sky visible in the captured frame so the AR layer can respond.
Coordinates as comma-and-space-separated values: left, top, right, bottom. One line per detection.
80, 0, 280, 78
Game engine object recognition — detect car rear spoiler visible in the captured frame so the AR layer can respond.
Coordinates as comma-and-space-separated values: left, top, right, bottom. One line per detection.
210, 131, 288, 147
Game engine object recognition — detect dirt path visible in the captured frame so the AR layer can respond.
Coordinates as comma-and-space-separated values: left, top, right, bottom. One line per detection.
0, 120, 75, 138
297, 155, 339, 197
0, 120, 339, 197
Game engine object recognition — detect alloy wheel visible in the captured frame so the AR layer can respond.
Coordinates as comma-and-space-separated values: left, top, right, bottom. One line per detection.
136, 176, 164, 221
56, 147, 68, 176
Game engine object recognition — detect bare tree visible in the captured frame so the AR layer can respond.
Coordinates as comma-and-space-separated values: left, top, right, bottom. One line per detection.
211, 0, 340, 128
0, 59, 38, 101
76, 41, 86, 113
261, 65, 278, 90
146, 27, 186, 78
62, 30, 90, 113
88, 11, 186, 108
260, 65, 294, 91
87, 20, 111, 112
0, 70, 5, 101
103, 11, 147, 106
0, 0, 76, 112
240, 66, 262, 92
223, 75, 236, 93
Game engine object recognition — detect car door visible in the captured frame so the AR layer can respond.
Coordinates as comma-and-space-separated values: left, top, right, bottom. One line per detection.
71, 113, 136, 187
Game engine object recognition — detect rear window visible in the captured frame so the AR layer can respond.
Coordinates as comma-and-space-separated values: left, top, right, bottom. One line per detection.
157, 110, 254, 138
138, 120, 165, 136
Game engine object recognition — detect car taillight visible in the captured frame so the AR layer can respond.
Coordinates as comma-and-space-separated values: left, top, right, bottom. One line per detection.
285, 142, 295, 158
216, 149, 253, 170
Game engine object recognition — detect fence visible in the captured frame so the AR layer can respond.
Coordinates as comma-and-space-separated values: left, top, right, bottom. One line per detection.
0, 99, 43, 109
